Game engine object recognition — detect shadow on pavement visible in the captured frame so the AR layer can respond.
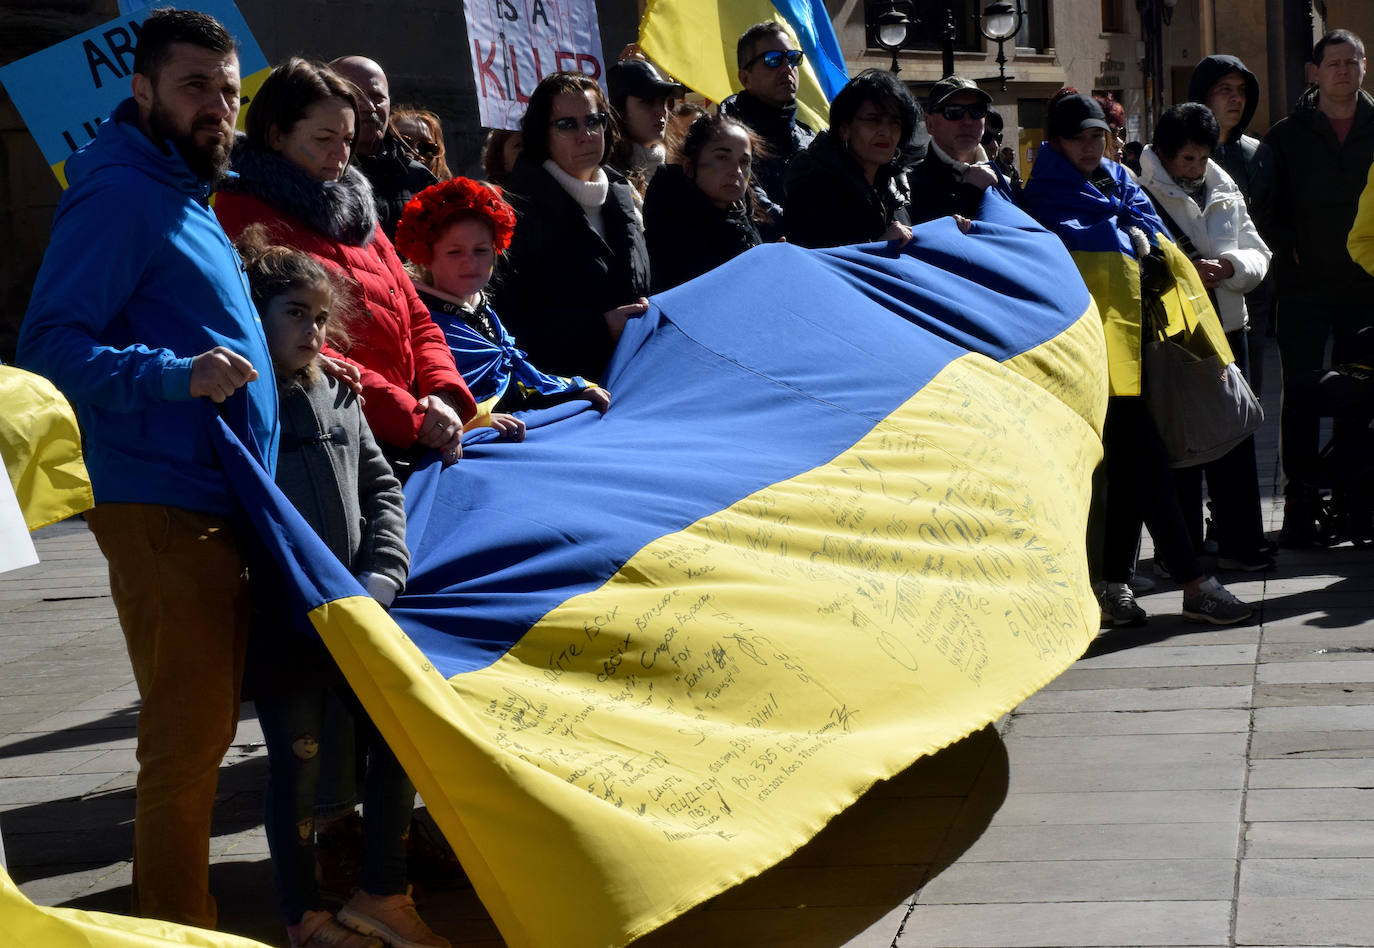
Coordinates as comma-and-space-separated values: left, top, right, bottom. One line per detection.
634, 723, 1009, 948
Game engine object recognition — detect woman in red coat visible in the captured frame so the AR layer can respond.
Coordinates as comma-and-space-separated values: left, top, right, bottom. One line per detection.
216, 58, 473, 467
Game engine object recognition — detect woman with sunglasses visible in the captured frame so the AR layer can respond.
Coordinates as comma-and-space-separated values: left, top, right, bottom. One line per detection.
391, 107, 451, 181
217, 58, 474, 469
493, 71, 650, 379
783, 69, 922, 249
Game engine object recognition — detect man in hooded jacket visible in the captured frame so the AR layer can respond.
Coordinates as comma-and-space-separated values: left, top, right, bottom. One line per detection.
1261, 29, 1374, 547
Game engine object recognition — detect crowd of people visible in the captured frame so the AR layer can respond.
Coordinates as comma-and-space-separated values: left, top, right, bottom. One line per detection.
12, 6, 1374, 947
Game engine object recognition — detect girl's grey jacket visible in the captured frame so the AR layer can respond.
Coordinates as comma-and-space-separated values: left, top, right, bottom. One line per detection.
275, 371, 409, 600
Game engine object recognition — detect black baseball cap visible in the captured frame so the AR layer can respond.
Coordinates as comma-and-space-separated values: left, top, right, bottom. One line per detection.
1047, 93, 1111, 138
926, 75, 993, 110
607, 59, 686, 101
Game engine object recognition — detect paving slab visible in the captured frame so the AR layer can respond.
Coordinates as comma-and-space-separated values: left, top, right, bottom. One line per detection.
1006, 733, 1247, 792
897, 900, 1232, 947
1236, 898, 1374, 946
1253, 705, 1374, 731
1015, 686, 1253, 713
1072, 643, 1259, 669
1239, 857, 1374, 900
1257, 660, 1374, 684
956, 822, 1240, 863
1250, 757, 1374, 789
1004, 708, 1250, 737
1244, 821, 1374, 859
1045, 665, 1256, 690
1246, 788, 1374, 822
992, 789, 1241, 826
1254, 683, 1372, 707
1250, 729, 1374, 759
916, 858, 1237, 904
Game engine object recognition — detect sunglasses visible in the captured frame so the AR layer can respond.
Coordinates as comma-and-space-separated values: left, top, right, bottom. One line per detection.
549, 112, 610, 134
935, 103, 988, 121
745, 48, 804, 69
401, 135, 440, 158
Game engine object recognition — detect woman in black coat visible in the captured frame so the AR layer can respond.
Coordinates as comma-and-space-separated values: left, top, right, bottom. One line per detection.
784, 69, 925, 249
492, 71, 650, 380
643, 114, 763, 293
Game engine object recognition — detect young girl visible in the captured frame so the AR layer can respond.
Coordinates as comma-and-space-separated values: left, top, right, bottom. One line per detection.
237, 227, 449, 948
395, 176, 611, 441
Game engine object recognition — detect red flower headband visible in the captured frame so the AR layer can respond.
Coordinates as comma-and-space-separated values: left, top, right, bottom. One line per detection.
396, 177, 518, 266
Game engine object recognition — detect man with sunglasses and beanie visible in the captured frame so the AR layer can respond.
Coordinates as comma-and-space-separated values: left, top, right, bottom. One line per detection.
331, 54, 437, 240
720, 21, 815, 236
909, 75, 1015, 223
17, 8, 277, 928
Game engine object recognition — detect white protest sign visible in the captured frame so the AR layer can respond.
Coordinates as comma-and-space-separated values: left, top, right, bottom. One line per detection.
462, 0, 606, 130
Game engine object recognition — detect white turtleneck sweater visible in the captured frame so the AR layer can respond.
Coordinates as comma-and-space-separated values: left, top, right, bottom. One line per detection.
543, 159, 609, 237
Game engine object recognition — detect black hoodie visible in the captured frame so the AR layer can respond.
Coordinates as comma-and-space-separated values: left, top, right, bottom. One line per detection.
1187, 55, 1274, 229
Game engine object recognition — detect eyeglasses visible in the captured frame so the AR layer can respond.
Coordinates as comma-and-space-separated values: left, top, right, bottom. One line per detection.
744, 48, 804, 70
549, 112, 610, 134
935, 103, 988, 121
401, 135, 440, 158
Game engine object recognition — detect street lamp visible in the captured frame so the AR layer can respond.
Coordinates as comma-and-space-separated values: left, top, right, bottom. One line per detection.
873, 2, 913, 74
978, 0, 1023, 91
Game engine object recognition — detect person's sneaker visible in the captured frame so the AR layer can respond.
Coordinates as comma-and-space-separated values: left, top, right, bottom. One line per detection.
1216, 548, 1277, 572
1182, 577, 1255, 625
1099, 582, 1148, 627
290, 910, 383, 948
338, 891, 451, 948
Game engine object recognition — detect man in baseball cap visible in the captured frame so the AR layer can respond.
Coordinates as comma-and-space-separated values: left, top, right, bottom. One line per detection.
910, 75, 1014, 222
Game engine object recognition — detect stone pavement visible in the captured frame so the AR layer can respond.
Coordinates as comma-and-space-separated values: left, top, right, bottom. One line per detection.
4, 354, 1374, 947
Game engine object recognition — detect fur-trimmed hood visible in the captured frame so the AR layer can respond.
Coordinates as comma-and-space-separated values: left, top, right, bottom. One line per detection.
222, 136, 378, 246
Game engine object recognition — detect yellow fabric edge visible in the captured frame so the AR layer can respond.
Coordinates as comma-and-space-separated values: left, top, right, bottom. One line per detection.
0, 366, 94, 532
0, 863, 270, 948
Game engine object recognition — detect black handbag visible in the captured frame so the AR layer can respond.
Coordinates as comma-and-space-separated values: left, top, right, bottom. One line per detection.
1135, 223, 1264, 469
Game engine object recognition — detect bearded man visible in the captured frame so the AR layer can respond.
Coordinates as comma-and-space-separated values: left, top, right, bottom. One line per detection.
18, 8, 279, 928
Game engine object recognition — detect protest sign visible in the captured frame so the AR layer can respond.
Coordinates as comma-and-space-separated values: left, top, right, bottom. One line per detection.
0, 0, 270, 187
462, 0, 606, 130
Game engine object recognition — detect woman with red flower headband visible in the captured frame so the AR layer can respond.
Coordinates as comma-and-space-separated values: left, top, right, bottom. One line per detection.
397, 177, 611, 439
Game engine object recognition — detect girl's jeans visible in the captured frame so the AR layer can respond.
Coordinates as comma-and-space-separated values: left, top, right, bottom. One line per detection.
255, 654, 413, 924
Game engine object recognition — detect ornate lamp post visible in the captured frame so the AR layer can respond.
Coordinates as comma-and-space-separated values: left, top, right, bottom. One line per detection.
869, 1, 956, 78
978, 1, 1024, 91
873, 2, 914, 74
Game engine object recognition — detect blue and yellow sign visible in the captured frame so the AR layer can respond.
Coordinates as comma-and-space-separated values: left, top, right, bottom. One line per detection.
0, 0, 270, 187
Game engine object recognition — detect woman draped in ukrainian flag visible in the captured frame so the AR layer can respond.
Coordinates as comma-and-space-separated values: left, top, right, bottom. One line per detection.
1022, 92, 1254, 628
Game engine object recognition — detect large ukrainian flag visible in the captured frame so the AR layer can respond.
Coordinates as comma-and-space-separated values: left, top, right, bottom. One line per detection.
639, 0, 848, 131
211, 194, 1108, 947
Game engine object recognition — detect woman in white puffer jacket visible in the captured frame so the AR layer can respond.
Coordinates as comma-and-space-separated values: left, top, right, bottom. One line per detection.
1139, 101, 1275, 571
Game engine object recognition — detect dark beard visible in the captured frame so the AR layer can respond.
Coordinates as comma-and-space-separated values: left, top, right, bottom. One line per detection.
147, 97, 233, 184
